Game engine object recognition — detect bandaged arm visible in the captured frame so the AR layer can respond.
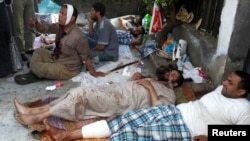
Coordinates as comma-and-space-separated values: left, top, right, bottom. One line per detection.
82, 120, 111, 138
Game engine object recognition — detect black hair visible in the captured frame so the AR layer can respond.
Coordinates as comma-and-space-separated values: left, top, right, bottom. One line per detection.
156, 64, 184, 87
175, 70, 184, 87
138, 15, 142, 25
72, 5, 78, 20
92, 2, 105, 16
234, 70, 250, 97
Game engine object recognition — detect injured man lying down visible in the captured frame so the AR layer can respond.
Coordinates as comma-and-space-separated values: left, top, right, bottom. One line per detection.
14, 70, 250, 141
14, 65, 185, 139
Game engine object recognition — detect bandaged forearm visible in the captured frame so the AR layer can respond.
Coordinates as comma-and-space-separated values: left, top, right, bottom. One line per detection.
81, 120, 111, 138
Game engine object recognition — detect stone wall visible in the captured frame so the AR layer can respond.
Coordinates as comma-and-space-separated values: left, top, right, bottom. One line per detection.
172, 0, 250, 87
52, 0, 147, 18
172, 24, 222, 86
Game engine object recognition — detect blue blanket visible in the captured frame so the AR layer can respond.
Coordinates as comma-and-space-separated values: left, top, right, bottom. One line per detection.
108, 105, 192, 141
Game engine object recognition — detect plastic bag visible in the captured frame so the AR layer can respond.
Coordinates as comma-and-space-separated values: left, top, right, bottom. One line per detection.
184, 67, 208, 83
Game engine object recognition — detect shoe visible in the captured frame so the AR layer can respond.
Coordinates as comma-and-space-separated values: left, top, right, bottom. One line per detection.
21, 54, 28, 61
14, 72, 43, 85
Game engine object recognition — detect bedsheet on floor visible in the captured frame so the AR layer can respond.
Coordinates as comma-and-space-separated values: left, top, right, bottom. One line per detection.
71, 44, 142, 87
32, 32, 142, 87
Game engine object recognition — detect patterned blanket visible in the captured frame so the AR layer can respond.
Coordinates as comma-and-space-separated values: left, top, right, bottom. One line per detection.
109, 105, 191, 141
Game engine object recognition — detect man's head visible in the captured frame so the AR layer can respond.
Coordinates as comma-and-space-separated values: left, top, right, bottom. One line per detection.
90, 2, 105, 21
156, 65, 184, 87
131, 26, 145, 36
59, 4, 78, 26
222, 70, 250, 98
133, 16, 142, 26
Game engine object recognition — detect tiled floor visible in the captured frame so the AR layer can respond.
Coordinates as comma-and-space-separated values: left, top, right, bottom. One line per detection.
0, 63, 80, 141
0, 48, 154, 141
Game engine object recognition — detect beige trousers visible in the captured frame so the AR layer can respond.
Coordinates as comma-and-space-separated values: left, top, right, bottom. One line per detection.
30, 48, 79, 80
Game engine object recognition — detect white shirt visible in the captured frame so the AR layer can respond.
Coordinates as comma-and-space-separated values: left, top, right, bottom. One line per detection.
177, 85, 250, 137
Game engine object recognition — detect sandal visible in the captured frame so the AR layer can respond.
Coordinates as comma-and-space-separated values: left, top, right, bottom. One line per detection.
14, 72, 43, 85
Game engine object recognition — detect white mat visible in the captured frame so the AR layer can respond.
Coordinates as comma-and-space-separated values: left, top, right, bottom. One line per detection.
32, 32, 142, 87
71, 45, 142, 87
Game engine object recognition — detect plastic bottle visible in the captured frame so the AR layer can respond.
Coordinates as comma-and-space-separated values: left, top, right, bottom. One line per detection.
142, 15, 147, 30
142, 14, 151, 33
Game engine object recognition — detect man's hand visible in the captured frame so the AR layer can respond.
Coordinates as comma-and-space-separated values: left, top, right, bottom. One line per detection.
137, 79, 159, 106
88, 16, 94, 25
131, 72, 142, 80
29, 18, 37, 28
90, 71, 105, 77
193, 135, 208, 141
85, 59, 105, 77
118, 17, 128, 30
136, 79, 152, 90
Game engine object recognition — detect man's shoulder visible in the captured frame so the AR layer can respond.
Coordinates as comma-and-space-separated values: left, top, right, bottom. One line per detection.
68, 24, 86, 39
70, 24, 83, 33
102, 17, 116, 28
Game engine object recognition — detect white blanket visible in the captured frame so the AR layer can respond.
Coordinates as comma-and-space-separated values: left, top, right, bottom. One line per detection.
71, 45, 142, 87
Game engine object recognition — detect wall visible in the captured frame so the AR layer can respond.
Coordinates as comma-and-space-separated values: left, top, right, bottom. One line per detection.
223, 0, 250, 80
52, 0, 145, 18
173, 0, 250, 86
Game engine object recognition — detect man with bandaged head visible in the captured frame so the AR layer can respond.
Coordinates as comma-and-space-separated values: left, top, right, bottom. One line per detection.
29, 4, 105, 80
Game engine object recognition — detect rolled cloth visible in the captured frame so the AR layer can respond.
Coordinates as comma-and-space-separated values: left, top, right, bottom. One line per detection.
64, 4, 73, 25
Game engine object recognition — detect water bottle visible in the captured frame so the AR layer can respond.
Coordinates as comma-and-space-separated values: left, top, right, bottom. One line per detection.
142, 15, 147, 30
142, 14, 151, 33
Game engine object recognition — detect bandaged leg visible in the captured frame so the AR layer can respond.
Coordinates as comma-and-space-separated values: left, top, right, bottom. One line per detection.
81, 120, 111, 138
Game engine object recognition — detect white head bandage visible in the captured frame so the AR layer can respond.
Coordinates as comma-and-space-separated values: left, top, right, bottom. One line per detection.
64, 4, 74, 25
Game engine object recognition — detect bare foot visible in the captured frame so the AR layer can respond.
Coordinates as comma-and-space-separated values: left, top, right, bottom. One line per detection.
14, 98, 29, 114
44, 119, 70, 141
15, 113, 40, 125
14, 98, 49, 115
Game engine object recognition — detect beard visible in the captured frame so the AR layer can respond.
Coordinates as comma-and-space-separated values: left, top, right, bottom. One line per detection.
155, 65, 174, 82
221, 86, 226, 96
130, 29, 137, 37
91, 15, 98, 22
156, 73, 169, 82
